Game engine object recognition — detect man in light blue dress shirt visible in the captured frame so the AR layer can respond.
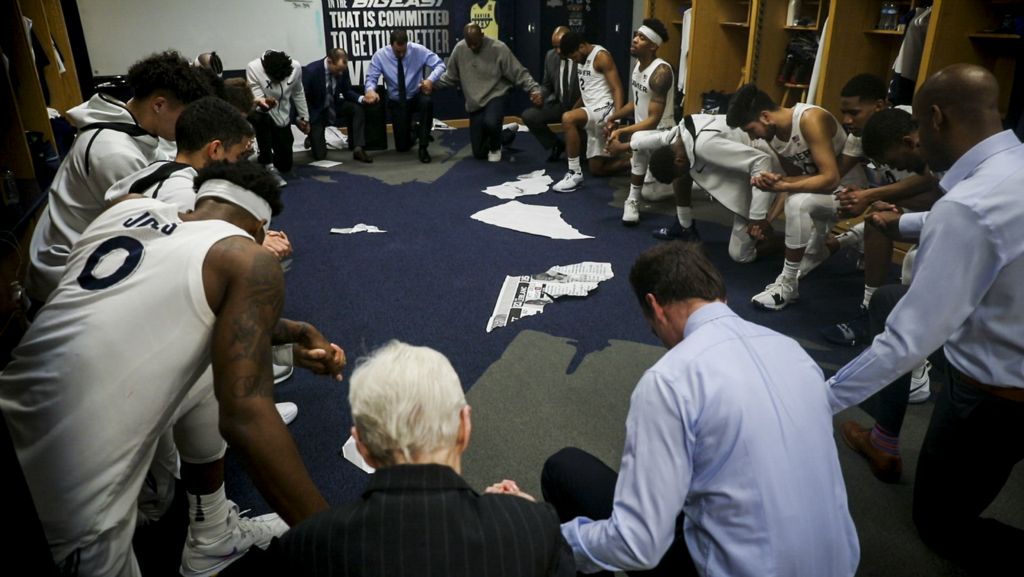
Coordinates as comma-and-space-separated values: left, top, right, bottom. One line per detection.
540, 242, 859, 577
363, 30, 446, 163
827, 64, 1024, 574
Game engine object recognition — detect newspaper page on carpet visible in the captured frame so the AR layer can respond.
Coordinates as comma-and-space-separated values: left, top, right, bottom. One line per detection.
486, 262, 613, 332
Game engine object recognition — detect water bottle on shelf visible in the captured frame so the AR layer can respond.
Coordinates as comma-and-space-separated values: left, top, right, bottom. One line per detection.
878, 2, 898, 31
787, 0, 801, 27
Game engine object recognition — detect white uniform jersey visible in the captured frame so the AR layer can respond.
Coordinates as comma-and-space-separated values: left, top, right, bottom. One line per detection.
0, 198, 249, 562
578, 45, 614, 110
26, 93, 161, 303
105, 161, 199, 212
631, 57, 675, 130
770, 102, 847, 176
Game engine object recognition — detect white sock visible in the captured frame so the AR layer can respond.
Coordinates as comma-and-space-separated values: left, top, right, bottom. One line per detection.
628, 184, 642, 201
677, 206, 693, 228
187, 484, 231, 543
781, 259, 801, 282
862, 285, 878, 309
568, 156, 581, 174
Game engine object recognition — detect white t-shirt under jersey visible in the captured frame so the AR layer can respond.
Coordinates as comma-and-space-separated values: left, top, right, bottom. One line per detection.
578, 45, 614, 110
0, 198, 249, 563
631, 57, 675, 130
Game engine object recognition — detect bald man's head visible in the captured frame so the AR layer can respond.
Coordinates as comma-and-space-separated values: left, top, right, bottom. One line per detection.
916, 64, 1000, 122
552, 26, 570, 53
913, 64, 1004, 171
464, 23, 484, 53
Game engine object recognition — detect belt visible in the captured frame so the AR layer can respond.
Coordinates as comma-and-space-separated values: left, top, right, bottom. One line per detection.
955, 368, 1024, 402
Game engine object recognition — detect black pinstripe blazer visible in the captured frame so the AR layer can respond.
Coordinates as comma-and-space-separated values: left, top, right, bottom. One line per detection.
230, 464, 574, 577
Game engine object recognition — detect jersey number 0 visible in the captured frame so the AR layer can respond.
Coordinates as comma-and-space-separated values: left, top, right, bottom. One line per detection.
77, 236, 144, 291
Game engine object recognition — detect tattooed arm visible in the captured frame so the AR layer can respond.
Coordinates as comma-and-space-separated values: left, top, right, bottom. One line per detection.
205, 236, 328, 525
272, 319, 347, 377
608, 62, 672, 142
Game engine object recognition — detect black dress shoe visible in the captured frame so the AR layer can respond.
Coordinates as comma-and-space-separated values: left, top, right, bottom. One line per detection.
418, 147, 431, 163
353, 147, 373, 163
547, 140, 564, 162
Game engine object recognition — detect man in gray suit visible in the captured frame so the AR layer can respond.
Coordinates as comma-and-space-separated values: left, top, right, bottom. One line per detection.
522, 26, 580, 162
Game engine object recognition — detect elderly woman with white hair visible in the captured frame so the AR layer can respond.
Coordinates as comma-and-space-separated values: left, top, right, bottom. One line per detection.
223, 341, 574, 576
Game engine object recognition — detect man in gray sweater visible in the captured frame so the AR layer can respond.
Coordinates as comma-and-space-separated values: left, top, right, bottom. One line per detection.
437, 23, 542, 161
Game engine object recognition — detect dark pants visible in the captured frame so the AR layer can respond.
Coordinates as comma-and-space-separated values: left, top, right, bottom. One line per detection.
522, 101, 565, 151
869, 285, 945, 435
251, 113, 294, 173
469, 96, 506, 159
870, 285, 912, 434
388, 93, 433, 152
912, 366, 1024, 574
541, 448, 698, 577
309, 101, 366, 160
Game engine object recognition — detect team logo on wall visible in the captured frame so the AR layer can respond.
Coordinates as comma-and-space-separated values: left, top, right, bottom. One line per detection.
469, 0, 499, 39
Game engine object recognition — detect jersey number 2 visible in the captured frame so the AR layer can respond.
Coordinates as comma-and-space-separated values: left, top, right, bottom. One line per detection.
77, 236, 144, 290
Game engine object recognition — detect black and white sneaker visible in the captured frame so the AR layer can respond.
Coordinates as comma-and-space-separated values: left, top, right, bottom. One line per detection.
751, 274, 798, 311
821, 307, 869, 346
908, 361, 932, 404
652, 222, 700, 242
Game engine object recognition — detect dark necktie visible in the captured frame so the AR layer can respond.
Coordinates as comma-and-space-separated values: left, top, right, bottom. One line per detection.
397, 56, 407, 103
562, 62, 575, 109
327, 76, 336, 123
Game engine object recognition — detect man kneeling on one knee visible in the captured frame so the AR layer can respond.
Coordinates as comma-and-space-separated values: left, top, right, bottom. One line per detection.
494, 243, 859, 577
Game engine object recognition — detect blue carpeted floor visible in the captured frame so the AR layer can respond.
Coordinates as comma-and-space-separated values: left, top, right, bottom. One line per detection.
222, 128, 871, 511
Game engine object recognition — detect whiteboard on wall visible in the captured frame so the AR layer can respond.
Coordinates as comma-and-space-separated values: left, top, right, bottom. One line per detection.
78, 0, 326, 76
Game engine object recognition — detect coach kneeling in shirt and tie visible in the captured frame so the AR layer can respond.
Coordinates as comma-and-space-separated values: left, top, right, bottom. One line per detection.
302, 48, 372, 163
521, 26, 580, 162
534, 242, 859, 577
363, 30, 446, 164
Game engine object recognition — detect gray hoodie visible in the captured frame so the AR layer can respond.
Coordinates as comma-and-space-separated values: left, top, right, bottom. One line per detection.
26, 93, 160, 302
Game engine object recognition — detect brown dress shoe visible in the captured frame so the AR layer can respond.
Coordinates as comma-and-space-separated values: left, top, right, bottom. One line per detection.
840, 421, 902, 483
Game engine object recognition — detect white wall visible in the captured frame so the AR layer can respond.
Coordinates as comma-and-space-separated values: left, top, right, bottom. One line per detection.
78, 0, 327, 75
